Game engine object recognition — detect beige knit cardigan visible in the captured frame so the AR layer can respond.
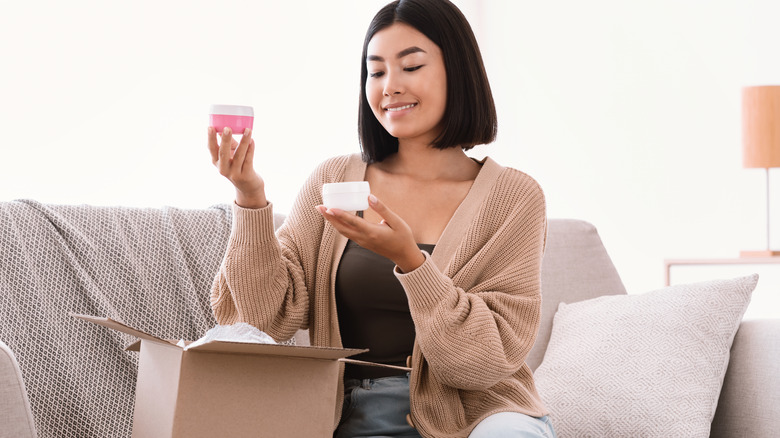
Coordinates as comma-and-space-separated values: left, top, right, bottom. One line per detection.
211, 153, 548, 438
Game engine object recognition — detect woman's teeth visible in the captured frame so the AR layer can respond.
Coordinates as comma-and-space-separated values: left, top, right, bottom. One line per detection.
387, 104, 416, 112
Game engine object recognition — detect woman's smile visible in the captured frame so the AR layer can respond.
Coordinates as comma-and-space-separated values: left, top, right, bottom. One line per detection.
384, 102, 418, 116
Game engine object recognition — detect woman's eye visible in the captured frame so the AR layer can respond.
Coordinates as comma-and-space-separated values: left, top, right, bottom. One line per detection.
369, 71, 385, 78
404, 65, 423, 72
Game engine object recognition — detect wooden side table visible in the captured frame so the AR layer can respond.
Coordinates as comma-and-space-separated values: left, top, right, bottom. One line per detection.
664, 256, 780, 286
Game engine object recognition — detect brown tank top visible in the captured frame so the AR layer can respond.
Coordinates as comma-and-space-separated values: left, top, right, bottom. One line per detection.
335, 239, 435, 379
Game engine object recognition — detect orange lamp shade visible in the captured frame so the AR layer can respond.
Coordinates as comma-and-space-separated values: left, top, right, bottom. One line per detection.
743, 85, 780, 169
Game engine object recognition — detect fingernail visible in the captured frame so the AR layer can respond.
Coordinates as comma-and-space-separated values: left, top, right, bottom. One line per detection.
326, 209, 336, 216
223, 127, 230, 135
244, 128, 251, 136
369, 194, 378, 204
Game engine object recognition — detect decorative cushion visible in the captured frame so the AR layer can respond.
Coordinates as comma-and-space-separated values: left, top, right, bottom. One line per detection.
532, 219, 627, 370
534, 274, 758, 437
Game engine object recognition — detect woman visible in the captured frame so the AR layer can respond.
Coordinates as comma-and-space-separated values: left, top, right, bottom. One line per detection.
207, 0, 555, 437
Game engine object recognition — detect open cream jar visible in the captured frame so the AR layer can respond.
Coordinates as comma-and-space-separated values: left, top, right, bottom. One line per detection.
322, 181, 370, 211
209, 104, 254, 134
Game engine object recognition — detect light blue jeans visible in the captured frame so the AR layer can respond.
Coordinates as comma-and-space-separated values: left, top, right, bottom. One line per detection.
469, 412, 558, 438
333, 374, 557, 438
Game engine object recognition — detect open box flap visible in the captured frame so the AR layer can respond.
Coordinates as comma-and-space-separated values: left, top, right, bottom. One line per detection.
71, 313, 177, 347
124, 339, 180, 352
127, 339, 368, 359
339, 358, 412, 372
73, 313, 370, 360
186, 340, 367, 360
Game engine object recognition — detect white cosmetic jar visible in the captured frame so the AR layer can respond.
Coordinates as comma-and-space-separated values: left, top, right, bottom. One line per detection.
322, 181, 370, 211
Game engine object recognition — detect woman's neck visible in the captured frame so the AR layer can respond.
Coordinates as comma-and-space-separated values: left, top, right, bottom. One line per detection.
378, 143, 480, 182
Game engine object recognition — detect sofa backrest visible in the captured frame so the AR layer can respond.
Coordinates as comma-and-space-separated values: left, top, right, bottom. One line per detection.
529, 219, 627, 370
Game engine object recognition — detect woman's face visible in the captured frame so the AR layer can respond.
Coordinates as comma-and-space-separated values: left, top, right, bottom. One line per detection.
365, 22, 447, 147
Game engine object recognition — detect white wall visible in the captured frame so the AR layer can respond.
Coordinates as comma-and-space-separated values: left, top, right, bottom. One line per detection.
0, 0, 389, 209
2, 1, 779, 314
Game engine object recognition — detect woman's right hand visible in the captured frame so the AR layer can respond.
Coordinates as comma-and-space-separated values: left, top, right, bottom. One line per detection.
208, 127, 268, 209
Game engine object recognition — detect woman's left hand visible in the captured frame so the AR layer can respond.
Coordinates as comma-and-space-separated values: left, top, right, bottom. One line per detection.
316, 194, 426, 273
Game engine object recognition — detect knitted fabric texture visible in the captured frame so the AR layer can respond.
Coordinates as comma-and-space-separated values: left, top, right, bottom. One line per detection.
211, 153, 549, 438
0, 200, 243, 437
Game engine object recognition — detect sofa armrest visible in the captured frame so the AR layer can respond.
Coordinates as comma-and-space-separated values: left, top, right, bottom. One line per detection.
0, 340, 37, 438
710, 319, 780, 437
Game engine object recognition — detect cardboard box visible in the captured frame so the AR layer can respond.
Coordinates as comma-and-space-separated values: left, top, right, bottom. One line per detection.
72, 314, 366, 438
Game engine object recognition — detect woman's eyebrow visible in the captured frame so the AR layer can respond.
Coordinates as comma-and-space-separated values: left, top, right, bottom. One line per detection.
367, 46, 427, 62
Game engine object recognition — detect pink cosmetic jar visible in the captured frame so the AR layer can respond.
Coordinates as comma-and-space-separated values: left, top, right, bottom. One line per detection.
209, 104, 254, 134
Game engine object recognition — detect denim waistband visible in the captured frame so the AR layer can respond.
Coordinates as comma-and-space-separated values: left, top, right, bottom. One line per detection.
344, 373, 410, 390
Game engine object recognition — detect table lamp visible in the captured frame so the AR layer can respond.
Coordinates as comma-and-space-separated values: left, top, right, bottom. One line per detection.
742, 85, 780, 257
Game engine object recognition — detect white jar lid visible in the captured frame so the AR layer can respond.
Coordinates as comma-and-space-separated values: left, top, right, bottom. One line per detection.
209, 104, 254, 117
322, 181, 370, 195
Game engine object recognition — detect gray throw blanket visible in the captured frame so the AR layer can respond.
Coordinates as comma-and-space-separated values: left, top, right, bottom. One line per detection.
0, 199, 238, 437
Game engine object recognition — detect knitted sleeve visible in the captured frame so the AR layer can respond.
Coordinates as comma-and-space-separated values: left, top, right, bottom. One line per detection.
210, 155, 348, 342
394, 169, 547, 390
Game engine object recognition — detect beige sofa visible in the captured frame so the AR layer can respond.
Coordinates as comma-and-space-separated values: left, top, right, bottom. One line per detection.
0, 200, 777, 437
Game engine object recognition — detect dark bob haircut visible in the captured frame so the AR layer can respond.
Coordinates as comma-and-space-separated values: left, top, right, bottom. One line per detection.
358, 0, 498, 163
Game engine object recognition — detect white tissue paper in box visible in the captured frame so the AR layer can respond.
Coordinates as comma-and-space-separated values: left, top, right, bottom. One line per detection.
178, 322, 277, 350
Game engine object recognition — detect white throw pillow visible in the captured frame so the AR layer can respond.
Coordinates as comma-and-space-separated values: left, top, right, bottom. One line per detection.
534, 274, 757, 438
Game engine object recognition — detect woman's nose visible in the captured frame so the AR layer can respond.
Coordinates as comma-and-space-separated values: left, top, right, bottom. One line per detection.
383, 71, 404, 96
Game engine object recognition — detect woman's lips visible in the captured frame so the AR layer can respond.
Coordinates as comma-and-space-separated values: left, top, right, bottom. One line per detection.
385, 103, 417, 112
383, 103, 417, 117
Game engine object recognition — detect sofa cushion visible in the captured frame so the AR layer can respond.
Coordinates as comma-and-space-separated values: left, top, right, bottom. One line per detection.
710, 319, 780, 437
530, 219, 627, 370
534, 274, 757, 437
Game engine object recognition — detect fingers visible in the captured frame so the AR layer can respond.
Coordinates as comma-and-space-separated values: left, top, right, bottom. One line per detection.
231, 129, 253, 169
317, 206, 357, 228
316, 206, 364, 239
316, 197, 402, 245
214, 128, 253, 177
218, 127, 233, 170
315, 198, 417, 269
366, 194, 403, 230
207, 127, 220, 164
316, 195, 396, 234
243, 138, 256, 173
